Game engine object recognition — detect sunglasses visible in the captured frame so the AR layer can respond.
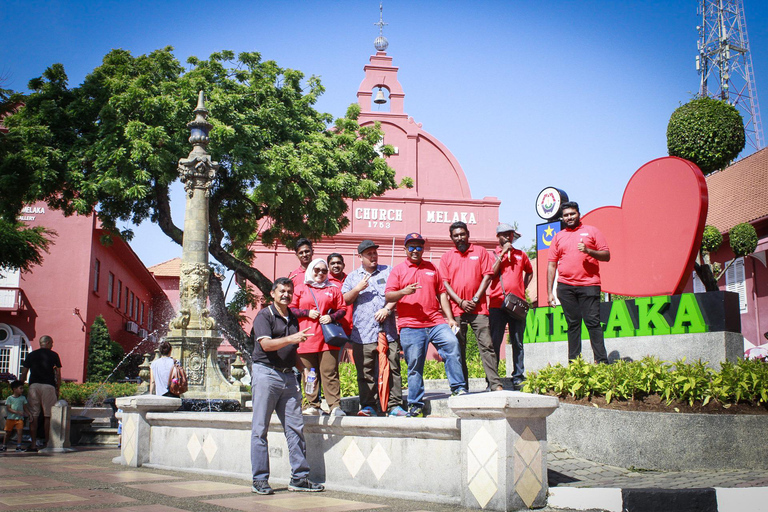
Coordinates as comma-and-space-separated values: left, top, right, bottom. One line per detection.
406, 246, 424, 253
313, 268, 328, 274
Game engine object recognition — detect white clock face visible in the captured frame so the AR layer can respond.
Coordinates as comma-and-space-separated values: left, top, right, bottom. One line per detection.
535, 187, 563, 220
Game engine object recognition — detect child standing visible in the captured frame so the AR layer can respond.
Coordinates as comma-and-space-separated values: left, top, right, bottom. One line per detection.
2, 380, 29, 452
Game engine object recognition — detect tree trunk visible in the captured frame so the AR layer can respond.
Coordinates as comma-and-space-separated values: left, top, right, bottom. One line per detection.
208, 272, 254, 363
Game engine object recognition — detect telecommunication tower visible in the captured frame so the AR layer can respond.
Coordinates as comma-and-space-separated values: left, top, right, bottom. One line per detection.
696, 0, 763, 151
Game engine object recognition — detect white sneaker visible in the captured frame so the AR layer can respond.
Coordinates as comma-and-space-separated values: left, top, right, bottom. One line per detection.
302, 406, 321, 416
330, 407, 346, 417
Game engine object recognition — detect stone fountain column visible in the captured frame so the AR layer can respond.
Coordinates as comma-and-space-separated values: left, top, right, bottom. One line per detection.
165, 91, 249, 405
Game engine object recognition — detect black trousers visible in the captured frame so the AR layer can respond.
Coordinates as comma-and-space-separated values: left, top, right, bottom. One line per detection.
556, 283, 608, 364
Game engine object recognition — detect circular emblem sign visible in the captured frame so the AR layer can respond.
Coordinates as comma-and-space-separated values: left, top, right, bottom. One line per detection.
535, 187, 568, 220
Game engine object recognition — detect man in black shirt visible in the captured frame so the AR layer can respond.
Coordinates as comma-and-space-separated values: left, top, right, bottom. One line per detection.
20, 335, 62, 452
250, 277, 324, 495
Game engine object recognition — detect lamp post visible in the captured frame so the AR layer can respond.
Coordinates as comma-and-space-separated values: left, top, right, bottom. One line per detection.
165, 92, 248, 405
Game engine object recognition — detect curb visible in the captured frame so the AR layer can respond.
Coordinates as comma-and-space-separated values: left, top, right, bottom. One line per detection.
548, 486, 768, 512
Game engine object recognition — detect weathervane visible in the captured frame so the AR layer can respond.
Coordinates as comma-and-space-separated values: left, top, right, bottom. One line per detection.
374, 2, 389, 52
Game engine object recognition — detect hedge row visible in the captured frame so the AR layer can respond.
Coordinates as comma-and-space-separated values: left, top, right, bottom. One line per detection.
522, 356, 768, 406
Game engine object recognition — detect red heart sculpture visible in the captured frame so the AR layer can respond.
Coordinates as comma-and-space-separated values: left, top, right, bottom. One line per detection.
581, 156, 708, 296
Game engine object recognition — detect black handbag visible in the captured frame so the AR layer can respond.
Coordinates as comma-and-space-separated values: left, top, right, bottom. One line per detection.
309, 288, 349, 348
500, 279, 530, 321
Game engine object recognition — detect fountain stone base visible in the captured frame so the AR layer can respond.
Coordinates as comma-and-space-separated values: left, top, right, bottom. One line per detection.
166, 330, 250, 407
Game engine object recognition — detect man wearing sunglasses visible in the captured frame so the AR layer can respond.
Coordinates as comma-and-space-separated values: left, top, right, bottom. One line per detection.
385, 233, 467, 417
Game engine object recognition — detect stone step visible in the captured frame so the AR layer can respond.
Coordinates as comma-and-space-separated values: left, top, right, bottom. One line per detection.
78, 426, 119, 446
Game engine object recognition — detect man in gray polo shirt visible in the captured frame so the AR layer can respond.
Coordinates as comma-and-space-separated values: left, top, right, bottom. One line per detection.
342, 240, 406, 417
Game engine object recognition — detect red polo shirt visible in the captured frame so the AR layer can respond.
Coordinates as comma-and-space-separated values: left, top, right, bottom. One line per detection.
548, 223, 609, 286
288, 266, 306, 288
329, 273, 354, 335
488, 247, 533, 308
290, 283, 345, 353
439, 244, 494, 316
386, 259, 447, 329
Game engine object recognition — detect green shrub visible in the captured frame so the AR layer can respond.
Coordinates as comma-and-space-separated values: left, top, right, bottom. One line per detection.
87, 315, 125, 382
3, 382, 137, 405
729, 223, 758, 257
523, 356, 768, 407
667, 97, 745, 174
59, 382, 138, 406
701, 225, 723, 253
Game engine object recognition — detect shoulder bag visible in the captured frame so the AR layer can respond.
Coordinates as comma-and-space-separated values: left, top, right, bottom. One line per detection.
500, 277, 530, 321
308, 288, 349, 348
167, 358, 188, 396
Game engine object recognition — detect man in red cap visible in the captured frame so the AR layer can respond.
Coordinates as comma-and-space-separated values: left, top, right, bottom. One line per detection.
386, 233, 467, 418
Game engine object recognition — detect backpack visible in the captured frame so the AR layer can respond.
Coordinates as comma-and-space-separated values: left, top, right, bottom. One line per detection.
167, 359, 188, 396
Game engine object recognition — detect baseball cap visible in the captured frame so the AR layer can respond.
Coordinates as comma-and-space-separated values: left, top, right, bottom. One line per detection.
357, 240, 379, 254
496, 223, 522, 240
404, 233, 425, 245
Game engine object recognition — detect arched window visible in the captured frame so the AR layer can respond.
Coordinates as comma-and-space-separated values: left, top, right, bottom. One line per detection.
0, 323, 31, 378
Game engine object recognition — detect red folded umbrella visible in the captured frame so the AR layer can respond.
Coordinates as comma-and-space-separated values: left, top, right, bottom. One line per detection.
377, 330, 391, 413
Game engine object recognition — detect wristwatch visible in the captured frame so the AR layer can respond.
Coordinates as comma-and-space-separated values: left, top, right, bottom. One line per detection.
472, 296, 480, 302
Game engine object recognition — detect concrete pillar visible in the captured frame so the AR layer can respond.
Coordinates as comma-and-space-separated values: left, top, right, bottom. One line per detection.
115, 395, 181, 467
449, 391, 559, 511
44, 399, 75, 453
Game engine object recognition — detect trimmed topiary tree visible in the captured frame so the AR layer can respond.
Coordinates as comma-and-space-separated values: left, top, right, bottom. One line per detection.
667, 97, 745, 175
87, 315, 125, 382
694, 223, 758, 291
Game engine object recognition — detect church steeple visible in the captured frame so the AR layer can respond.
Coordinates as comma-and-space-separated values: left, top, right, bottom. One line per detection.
374, 2, 389, 52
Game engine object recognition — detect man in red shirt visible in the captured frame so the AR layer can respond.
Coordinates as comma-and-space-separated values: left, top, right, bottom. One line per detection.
327, 253, 353, 335
288, 238, 314, 288
488, 224, 533, 389
386, 233, 467, 417
440, 222, 503, 391
547, 202, 610, 363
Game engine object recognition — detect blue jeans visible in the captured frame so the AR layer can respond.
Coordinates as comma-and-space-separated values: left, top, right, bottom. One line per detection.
400, 324, 467, 407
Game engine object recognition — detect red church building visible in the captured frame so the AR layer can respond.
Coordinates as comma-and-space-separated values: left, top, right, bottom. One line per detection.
0, 203, 172, 383
696, 147, 768, 355
248, 46, 502, 292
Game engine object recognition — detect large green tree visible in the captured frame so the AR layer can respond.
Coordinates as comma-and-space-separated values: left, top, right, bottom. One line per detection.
0, 80, 54, 271
0, 47, 405, 301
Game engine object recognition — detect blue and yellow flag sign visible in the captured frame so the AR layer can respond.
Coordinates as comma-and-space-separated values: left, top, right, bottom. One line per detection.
535, 221, 561, 307
536, 222, 560, 251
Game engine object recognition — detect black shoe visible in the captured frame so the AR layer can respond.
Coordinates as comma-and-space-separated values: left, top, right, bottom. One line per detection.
24, 446, 38, 453
251, 479, 274, 495
288, 477, 324, 492
512, 379, 524, 391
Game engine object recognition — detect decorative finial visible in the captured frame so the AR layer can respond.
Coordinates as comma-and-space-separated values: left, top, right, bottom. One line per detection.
187, 90, 212, 147
374, 2, 389, 52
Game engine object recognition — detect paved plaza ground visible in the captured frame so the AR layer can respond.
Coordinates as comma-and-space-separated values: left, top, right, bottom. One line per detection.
2, 442, 767, 511
0, 446, 600, 512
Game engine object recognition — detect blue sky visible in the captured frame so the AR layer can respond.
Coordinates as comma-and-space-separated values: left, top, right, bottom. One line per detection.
2, 0, 766, 269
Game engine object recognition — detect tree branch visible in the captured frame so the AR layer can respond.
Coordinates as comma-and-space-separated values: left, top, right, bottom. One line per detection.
208, 272, 253, 363
154, 182, 183, 245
